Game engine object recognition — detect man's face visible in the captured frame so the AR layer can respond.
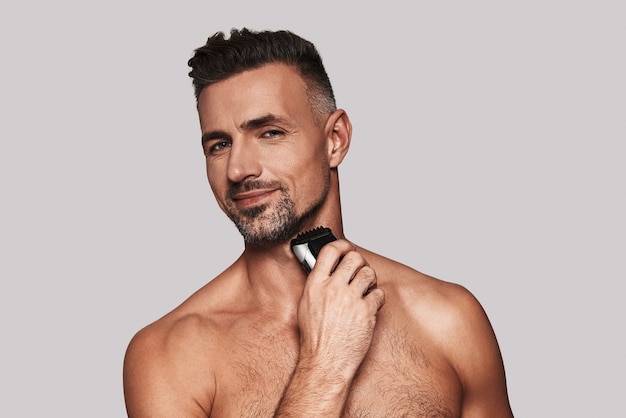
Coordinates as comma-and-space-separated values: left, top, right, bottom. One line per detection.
197, 64, 331, 245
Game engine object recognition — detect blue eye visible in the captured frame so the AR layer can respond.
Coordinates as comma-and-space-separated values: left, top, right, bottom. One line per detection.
207, 140, 231, 155
262, 130, 283, 138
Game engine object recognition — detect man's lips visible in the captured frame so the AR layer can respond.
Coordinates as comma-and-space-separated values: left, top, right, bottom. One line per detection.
231, 189, 276, 207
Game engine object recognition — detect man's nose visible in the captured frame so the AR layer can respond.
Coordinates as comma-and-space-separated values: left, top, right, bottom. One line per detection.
227, 139, 262, 183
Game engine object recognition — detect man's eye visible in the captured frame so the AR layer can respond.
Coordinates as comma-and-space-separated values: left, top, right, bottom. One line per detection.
262, 129, 283, 138
208, 140, 231, 154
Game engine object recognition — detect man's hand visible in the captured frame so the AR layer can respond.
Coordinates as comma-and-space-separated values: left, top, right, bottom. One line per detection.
275, 240, 385, 416
298, 239, 385, 378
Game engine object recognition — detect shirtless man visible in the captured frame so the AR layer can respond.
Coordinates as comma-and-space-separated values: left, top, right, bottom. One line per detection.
123, 28, 513, 417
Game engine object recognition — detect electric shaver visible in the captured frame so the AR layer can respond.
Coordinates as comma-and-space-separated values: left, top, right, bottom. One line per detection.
290, 226, 337, 273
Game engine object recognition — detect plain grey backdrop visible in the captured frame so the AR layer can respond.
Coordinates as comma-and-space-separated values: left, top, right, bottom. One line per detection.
1, 1, 624, 417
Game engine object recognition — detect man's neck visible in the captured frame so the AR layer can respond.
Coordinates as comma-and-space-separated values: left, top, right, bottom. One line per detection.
229, 242, 304, 324
239, 219, 344, 312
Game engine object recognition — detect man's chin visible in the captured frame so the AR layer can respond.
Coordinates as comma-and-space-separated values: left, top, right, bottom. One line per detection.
240, 233, 290, 246
226, 197, 312, 245
235, 220, 301, 246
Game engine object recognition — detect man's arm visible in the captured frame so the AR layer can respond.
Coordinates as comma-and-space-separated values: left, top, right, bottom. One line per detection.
123, 319, 214, 418
442, 286, 514, 417
275, 240, 385, 416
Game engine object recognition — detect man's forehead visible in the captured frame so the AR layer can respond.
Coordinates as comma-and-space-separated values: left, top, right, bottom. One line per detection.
197, 64, 311, 129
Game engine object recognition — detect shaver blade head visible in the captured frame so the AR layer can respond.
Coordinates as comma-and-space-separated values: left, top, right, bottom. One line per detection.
290, 226, 337, 272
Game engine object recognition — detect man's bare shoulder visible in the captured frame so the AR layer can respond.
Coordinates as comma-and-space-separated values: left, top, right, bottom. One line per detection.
361, 247, 499, 365
362, 248, 513, 416
361, 248, 476, 314
131, 261, 245, 335
123, 259, 250, 417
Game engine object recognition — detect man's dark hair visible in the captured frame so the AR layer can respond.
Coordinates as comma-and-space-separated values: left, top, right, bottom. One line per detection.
188, 28, 336, 119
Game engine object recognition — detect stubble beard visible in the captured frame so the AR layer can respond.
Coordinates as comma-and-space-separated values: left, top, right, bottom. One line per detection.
224, 174, 330, 246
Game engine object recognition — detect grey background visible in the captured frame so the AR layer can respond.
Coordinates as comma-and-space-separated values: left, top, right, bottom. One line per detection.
1, 1, 624, 417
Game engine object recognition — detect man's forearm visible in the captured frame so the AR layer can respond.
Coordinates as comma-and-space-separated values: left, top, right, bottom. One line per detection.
274, 359, 351, 417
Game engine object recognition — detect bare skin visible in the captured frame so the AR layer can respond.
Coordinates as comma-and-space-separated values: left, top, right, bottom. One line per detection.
123, 64, 513, 417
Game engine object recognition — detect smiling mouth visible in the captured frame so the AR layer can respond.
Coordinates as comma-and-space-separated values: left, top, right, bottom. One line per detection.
232, 189, 276, 208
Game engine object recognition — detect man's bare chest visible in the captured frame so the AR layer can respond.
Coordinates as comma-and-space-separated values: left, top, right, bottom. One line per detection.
209, 325, 460, 417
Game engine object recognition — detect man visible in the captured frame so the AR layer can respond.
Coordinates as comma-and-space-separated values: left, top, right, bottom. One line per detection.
123, 28, 513, 417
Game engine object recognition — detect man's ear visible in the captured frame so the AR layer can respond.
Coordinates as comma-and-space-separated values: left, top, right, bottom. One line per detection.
325, 109, 352, 168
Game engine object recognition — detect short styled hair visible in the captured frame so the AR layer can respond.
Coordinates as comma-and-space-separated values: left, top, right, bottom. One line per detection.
188, 28, 336, 120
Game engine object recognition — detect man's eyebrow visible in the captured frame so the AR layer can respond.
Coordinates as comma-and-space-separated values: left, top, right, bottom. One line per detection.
240, 114, 290, 130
